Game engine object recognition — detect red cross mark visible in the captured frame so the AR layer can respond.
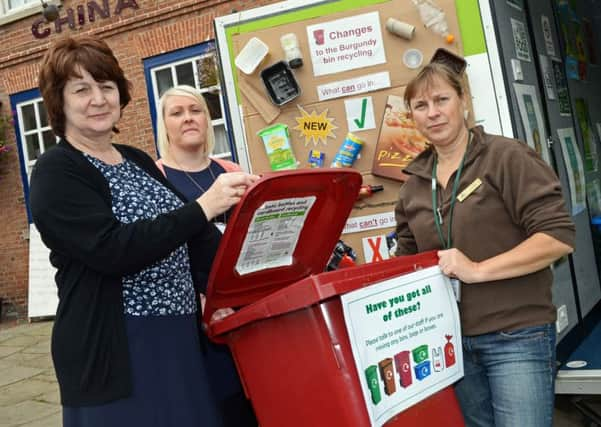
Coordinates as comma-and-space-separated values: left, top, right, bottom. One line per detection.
367, 236, 384, 262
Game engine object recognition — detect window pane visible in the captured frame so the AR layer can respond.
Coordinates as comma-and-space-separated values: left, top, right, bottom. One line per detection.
155, 68, 173, 98
213, 125, 229, 156
21, 104, 37, 131
7, 0, 35, 10
203, 91, 222, 120
26, 133, 41, 160
42, 130, 56, 150
175, 63, 195, 87
197, 54, 218, 88
38, 102, 49, 127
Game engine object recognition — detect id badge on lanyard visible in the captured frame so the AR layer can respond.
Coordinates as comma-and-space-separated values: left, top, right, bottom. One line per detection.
431, 133, 472, 302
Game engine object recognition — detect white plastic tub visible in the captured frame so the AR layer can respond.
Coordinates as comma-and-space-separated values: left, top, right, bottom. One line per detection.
235, 37, 269, 75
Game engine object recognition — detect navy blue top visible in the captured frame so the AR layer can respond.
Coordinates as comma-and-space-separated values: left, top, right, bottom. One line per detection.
163, 161, 227, 201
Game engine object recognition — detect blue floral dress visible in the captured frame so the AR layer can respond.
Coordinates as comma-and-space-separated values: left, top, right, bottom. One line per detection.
63, 156, 222, 427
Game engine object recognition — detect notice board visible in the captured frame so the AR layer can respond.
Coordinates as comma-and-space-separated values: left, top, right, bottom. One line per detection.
215, 0, 495, 263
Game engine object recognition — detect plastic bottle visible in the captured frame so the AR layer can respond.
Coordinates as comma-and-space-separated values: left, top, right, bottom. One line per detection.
412, 0, 455, 44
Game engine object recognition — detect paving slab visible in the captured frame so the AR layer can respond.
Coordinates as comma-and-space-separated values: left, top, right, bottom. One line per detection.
0, 335, 40, 348
0, 379, 57, 407
0, 400, 60, 426
0, 366, 45, 388
18, 410, 61, 427
0, 346, 21, 358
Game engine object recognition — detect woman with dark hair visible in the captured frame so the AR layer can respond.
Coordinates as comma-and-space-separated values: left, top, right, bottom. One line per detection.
30, 36, 258, 427
395, 61, 575, 426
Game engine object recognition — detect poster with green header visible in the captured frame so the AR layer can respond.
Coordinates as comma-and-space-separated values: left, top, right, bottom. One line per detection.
513, 84, 551, 165
341, 266, 463, 427
575, 98, 598, 172
587, 179, 601, 217
557, 128, 586, 215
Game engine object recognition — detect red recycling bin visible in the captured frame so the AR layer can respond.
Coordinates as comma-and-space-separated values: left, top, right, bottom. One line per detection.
203, 169, 464, 427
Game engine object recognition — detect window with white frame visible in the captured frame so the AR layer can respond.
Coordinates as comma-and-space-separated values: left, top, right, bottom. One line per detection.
0, 0, 37, 18
148, 46, 231, 159
17, 97, 57, 175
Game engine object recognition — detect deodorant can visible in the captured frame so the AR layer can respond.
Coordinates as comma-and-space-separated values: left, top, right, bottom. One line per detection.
331, 133, 364, 168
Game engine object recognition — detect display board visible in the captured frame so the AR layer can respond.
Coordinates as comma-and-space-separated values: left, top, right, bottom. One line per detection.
215, 0, 501, 263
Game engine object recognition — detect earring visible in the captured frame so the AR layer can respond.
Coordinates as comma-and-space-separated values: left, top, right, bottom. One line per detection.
463, 109, 469, 120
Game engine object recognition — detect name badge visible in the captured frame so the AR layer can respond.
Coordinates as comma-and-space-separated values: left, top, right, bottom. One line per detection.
457, 178, 482, 202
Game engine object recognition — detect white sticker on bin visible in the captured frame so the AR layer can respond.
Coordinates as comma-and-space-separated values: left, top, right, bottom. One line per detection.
235, 196, 316, 275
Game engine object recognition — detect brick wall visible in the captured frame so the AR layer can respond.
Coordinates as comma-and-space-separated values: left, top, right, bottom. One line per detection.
0, 0, 275, 321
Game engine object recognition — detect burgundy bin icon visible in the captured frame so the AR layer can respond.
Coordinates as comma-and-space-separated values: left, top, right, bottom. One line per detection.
313, 29, 325, 45
394, 351, 412, 388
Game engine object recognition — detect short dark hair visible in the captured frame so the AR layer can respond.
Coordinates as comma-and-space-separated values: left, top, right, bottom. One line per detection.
404, 62, 464, 110
38, 36, 132, 138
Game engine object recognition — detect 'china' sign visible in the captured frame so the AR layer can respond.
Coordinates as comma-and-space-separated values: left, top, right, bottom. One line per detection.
32, 0, 139, 39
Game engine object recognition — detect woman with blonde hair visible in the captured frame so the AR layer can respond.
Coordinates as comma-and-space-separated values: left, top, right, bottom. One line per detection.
155, 85, 257, 426
156, 85, 241, 230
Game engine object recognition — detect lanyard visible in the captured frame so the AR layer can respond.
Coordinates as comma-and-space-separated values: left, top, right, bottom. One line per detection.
431, 134, 471, 249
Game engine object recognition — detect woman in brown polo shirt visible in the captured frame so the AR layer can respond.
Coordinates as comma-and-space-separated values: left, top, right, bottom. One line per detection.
394, 62, 575, 427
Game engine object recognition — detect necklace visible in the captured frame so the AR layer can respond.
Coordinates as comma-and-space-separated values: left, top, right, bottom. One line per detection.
180, 160, 217, 194
171, 158, 228, 225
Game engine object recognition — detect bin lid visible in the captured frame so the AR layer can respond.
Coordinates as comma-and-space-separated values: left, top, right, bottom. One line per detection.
203, 168, 362, 321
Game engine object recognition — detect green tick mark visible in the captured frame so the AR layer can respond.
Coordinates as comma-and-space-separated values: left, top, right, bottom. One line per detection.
354, 98, 367, 128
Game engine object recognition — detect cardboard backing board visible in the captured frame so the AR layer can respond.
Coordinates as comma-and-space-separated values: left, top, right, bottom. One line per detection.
218, 0, 465, 262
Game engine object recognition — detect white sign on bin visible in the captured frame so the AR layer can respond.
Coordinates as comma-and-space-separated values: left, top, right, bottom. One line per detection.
341, 265, 463, 427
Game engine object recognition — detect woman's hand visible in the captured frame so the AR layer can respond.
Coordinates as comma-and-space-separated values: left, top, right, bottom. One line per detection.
196, 172, 260, 221
437, 248, 480, 283
439, 233, 573, 284
210, 308, 235, 323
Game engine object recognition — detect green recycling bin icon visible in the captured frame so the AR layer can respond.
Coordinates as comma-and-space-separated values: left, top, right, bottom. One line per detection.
365, 365, 381, 405
412, 344, 429, 364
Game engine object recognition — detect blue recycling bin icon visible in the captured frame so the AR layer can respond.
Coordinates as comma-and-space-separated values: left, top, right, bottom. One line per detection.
414, 360, 431, 381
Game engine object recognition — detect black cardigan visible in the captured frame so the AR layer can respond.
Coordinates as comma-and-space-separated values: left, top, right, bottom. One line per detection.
29, 140, 221, 406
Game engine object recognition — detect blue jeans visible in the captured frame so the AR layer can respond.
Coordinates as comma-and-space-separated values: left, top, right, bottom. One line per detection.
454, 323, 556, 427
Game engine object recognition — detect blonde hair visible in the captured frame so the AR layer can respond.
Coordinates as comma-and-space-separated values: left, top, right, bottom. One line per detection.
156, 85, 215, 157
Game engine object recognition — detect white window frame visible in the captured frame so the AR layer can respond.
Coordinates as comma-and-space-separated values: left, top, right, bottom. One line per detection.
16, 97, 56, 176
0, 0, 41, 25
149, 50, 231, 159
